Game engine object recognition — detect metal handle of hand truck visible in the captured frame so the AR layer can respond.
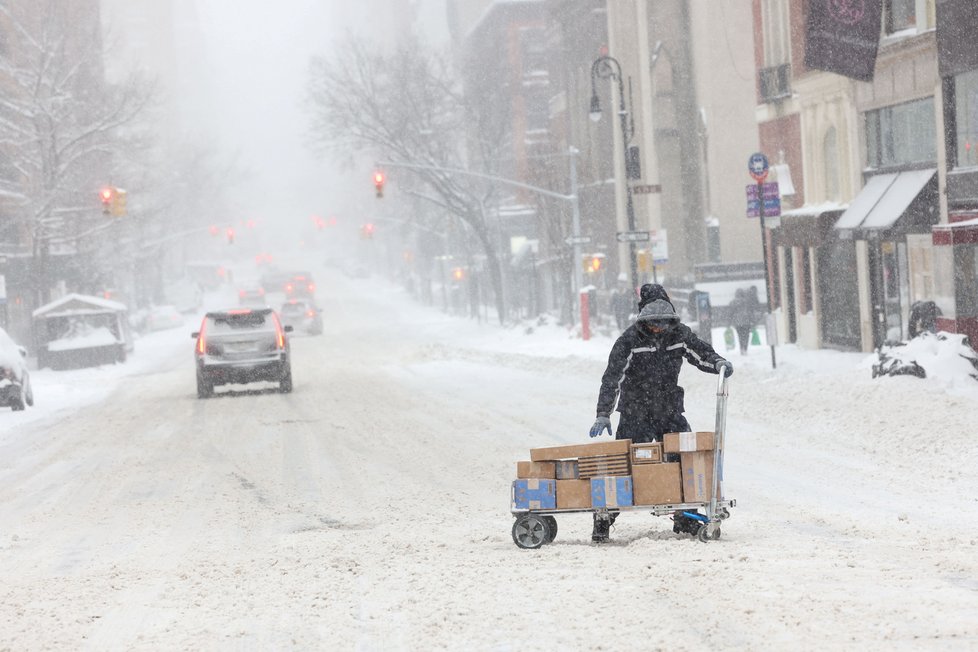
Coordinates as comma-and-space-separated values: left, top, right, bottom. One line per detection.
707, 361, 731, 528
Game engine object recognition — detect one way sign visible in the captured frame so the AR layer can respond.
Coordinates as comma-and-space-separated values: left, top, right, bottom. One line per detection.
616, 231, 650, 243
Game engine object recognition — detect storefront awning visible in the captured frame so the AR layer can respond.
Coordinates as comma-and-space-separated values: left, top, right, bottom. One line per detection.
770, 203, 846, 246
834, 169, 937, 232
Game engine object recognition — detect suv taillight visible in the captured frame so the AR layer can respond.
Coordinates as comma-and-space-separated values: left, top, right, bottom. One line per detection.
272, 314, 286, 349
196, 319, 207, 355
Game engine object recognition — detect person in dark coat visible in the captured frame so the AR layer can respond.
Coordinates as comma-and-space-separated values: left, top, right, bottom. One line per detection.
587, 298, 732, 542
728, 288, 757, 355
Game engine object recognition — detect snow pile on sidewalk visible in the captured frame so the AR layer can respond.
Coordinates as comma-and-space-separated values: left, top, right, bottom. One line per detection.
866, 331, 978, 386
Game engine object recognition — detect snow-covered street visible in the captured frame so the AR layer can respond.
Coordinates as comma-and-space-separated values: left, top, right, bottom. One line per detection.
1, 269, 977, 650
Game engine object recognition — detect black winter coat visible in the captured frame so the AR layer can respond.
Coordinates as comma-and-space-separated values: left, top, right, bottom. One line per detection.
596, 321, 725, 419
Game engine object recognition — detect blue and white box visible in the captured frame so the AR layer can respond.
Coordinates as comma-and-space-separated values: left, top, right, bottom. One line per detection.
590, 476, 633, 508
512, 478, 557, 510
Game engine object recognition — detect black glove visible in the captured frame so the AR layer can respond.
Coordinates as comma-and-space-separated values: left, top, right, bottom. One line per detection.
589, 416, 612, 438
716, 361, 733, 378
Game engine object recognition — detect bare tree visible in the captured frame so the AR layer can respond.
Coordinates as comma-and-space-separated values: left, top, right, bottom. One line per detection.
0, 0, 153, 304
306, 36, 511, 323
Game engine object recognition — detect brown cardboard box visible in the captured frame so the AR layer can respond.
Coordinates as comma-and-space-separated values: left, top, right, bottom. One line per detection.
556, 479, 591, 509
578, 453, 630, 478
555, 460, 579, 479
663, 431, 715, 453
516, 461, 556, 479
631, 442, 663, 464
680, 451, 715, 502
530, 439, 631, 461
632, 463, 682, 505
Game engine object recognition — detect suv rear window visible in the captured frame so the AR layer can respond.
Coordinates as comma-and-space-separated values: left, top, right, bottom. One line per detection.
206, 311, 273, 333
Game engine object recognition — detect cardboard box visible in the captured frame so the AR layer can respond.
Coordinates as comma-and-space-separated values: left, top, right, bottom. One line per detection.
578, 453, 630, 478
512, 479, 556, 509
516, 461, 556, 479
631, 442, 663, 464
680, 451, 715, 503
530, 439, 631, 462
663, 431, 715, 453
556, 479, 591, 509
632, 463, 682, 505
590, 476, 633, 508
555, 460, 580, 480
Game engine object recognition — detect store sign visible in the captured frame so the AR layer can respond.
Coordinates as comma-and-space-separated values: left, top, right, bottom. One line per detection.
804, 0, 883, 82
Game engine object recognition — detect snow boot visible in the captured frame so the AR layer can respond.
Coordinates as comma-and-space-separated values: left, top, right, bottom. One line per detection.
672, 510, 704, 535
592, 514, 612, 543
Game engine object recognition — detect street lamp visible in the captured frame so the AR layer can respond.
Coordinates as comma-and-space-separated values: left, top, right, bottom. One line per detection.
590, 55, 638, 287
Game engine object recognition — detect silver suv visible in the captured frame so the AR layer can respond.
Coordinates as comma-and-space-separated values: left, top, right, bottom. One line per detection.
192, 308, 293, 398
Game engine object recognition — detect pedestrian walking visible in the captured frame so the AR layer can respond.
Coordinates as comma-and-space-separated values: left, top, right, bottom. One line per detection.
727, 288, 758, 355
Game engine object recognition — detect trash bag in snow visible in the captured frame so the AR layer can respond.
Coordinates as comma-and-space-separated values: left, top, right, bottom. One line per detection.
871, 331, 978, 382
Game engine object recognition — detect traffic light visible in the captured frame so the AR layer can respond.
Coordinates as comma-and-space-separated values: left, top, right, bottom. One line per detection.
111, 189, 127, 216
374, 171, 385, 198
226, 227, 235, 244
583, 254, 604, 273
361, 223, 375, 239
452, 267, 465, 281
98, 186, 127, 216
99, 187, 113, 214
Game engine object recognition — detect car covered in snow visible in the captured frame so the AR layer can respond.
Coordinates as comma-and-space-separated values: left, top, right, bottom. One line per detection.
0, 326, 32, 411
279, 299, 323, 336
192, 308, 293, 398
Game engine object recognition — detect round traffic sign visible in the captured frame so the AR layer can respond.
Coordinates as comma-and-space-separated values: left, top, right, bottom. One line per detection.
748, 152, 769, 182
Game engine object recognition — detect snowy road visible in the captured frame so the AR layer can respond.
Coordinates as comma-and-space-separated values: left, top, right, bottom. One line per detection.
2, 270, 977, 650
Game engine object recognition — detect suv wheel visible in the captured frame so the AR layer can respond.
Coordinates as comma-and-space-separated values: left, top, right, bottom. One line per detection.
196, 371, 214, 399
10, 385, 25, 411
279, 369, 293, 393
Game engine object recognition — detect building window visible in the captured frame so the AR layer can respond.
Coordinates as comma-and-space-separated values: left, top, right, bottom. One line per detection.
823, 127, 840, 201
954, 68, 978, 168
864, 97, 936, 169
885, 0, 916, 34
761, 0, 790, 66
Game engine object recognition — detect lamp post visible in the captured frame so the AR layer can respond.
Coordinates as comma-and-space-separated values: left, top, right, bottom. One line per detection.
590, 55, 638, 288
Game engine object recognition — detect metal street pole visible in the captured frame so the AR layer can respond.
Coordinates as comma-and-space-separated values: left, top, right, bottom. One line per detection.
757, 177, 777, 369
591, 55, 638, 289
569, 146, 584, 315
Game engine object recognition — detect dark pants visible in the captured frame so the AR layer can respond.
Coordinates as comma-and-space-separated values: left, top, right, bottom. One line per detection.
734, 325, 751, 354
594, 410, 692, 533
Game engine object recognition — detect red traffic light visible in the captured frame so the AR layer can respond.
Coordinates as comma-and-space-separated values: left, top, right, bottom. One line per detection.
226, 227, 235, 244
99, 187, 114, 204
374, 171, 385, 198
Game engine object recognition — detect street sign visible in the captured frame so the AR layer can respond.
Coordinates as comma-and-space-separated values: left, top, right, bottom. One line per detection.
617, 230, 651, 243
748, 152, 770, 182
746, 182, 779, 199
746, 182, 781, 217
747, 198, 782, 217
632, 184, 661, 195
650, 229, 668, 263
565, 235, 592, 246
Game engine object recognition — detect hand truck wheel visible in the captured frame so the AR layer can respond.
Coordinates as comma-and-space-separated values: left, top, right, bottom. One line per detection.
512, 514, 548, 549
541, 516, 558, 543
696, 524, 721, 542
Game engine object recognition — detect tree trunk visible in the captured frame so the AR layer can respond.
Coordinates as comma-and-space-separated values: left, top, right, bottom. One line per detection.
470, 220, 505, 325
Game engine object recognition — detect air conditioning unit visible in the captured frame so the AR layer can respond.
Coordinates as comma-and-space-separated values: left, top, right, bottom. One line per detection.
759, 63, 791, 102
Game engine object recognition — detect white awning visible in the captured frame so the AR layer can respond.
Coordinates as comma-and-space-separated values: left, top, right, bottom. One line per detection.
835, 169, 937, 231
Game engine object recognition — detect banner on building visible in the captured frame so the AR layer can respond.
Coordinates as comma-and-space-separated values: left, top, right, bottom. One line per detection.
937, 0, 978, 77
804, 0, 883, 82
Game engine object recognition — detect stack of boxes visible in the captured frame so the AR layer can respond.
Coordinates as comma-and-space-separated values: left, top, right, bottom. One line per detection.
512, 432, 716, 510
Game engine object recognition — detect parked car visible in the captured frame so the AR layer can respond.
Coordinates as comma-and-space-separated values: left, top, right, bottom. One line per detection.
280, 299, 323, 335
142, 305, 184, 332
0, 327, 33, 411
192, 308, 293, 398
